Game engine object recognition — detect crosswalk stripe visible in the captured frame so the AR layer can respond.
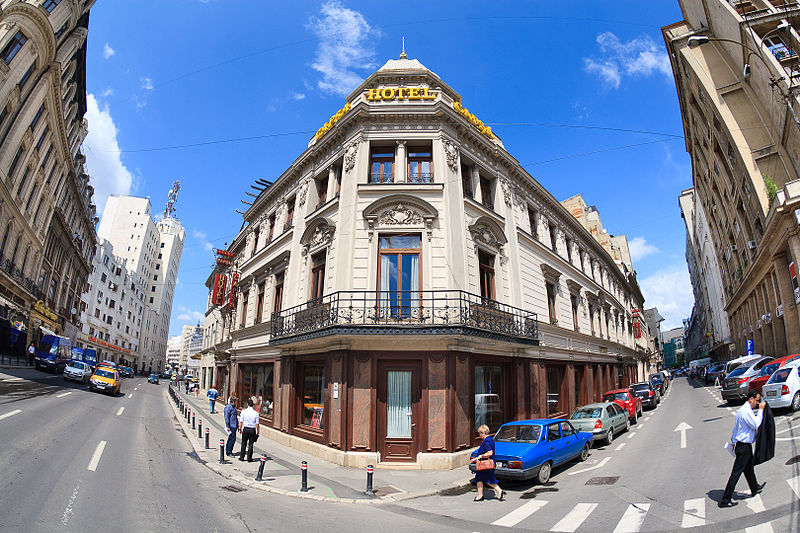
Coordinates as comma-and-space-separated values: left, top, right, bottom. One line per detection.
491, 499, 549, 527
745, 523, 774, 533
0, 409, 21, 421
612, 504, 650, 533
128, 394, 133, 398
746, 494, 766, 513
680, 498, 705, 528
550, 503, 597, 532
788, 475, 800, 499
116, 407, 124, 416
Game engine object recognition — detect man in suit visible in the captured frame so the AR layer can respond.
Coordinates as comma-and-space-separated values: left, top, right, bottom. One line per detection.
719, 390, 766, 507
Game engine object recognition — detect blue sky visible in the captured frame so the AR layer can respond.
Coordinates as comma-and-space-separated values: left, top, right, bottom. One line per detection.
82, 0, 693, 335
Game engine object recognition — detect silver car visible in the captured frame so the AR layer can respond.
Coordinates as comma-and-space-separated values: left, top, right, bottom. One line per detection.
63, 360, 92, 383
721, 356, 773, 403
569, 402, 630, 446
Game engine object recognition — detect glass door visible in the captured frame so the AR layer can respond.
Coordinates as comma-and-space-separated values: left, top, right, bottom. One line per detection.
386, 371, 412, 438
378, 362, 420, 462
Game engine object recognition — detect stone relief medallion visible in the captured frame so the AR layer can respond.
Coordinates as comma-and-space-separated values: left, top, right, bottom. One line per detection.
376, 204, 424, 226
345, 140, 359, 172
297, 178, 309, 205
442, 139, 459, 172
308, 225, 334, 249
470, 222, 503, 250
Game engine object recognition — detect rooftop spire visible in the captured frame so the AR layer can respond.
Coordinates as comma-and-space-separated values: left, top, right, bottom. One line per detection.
399, 36, 407, 59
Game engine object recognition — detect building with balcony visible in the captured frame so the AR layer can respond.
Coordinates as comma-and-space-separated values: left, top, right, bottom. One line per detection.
205, 54, 652, 468
0, 1, 98, 352
664, 0, 800, 361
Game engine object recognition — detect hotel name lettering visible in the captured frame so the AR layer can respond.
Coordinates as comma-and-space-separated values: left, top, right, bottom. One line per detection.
365, 87, 437, 102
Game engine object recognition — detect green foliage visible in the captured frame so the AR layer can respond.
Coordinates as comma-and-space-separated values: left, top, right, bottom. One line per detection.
763, 173, 779, 207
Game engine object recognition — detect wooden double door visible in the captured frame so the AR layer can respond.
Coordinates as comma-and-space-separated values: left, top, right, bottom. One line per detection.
376, 361, 422, 462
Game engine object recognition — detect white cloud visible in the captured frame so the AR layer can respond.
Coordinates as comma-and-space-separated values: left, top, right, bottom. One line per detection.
628, 236, 659, 262
639, 263, 694, 330
191, 229, 214, 252
191, 229, 207, 240
177, 307, 205, 324
101, 87, 114, 97
82, 94, 134, 215
103, 43, 115, 59
583, 32, 672, 89
307, 1, 379, 96
140, 77, 154, 91
291, 92, 307, 100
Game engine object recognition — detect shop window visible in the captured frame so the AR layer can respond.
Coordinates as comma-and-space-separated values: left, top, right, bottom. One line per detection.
310, 251, 326, 302
478, 251, 495, 301
546, 365, 564, 416
408, 146, 432, 183
378, 234, 421, 317
475, 365, 504, 432
461, 164, 473, 199
479, 175, 494, 210
273, 272, 284, 313
369, 147, 394, 183
300, 363, 325, 429
260, 364, 274, 418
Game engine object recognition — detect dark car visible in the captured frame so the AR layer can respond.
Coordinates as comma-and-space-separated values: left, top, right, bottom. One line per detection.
148, 373, 159, 384
631, 381, 659, 409
705, 364, 725, 385
161, 371, 171, 379
649, 376, 665, 396
118, 366, 134, 378
650, 373, 668, 392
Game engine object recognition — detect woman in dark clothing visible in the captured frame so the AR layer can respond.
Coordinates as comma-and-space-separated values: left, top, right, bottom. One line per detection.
470, 424, 506, 501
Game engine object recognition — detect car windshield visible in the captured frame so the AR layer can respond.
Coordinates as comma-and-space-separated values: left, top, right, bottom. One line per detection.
759, 363, 779, 377
728, 368, 747, 378
150, 374, 158, 378
603, 393, 628, 401
494, 425, 542, 443
68, 361, 83, 369
572, 408, 602, 419
767, 368, 793, 384
94, 369, 114, 379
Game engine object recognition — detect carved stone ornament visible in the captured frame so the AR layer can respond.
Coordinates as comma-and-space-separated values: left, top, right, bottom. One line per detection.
376, 204, 424, 226
500, 177, 513, 206
442, 139, 459, 172
470, 222, 504, 250
308, 225, 333, 250
297, 178, 309, 206
344, 140, 359, 172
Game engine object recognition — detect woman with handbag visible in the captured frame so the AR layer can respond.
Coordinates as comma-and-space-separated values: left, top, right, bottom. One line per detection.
470, 424, 506, 501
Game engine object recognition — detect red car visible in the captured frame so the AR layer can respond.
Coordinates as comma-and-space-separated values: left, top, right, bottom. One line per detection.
748, 354, 800, 394
603, 388, 643, 423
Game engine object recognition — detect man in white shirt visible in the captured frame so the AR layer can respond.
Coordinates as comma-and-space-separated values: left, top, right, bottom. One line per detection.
719, 389, 766, 507
238, 398, 260, 462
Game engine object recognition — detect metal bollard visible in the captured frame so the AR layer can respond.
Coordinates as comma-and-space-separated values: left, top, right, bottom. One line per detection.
205, 427, 210, 449
300, 461, 308, 492
255, 454, 267, 481
365, 464, 375, 497
187, 408, 191, 424
219, 439, 225, 464
192, 412, 196, 430
198, 419, 202, 438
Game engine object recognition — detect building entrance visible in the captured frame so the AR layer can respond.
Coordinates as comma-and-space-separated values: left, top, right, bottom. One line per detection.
377, 361, 421, 462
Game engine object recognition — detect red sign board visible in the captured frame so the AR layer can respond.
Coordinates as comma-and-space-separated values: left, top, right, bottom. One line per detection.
228, 272, 240, 310
212, 273, 227, 306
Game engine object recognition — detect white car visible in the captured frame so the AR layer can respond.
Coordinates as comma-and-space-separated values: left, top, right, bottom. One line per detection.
63, 360, 93, 383
761, 360, 800, 411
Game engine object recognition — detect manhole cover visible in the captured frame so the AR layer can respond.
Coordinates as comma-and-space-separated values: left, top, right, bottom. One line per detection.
440, 485, 474, 496
786, 455, 800, 465
373, 485, 402, 496
220, 485, 246, 493
586, 476, 619, 486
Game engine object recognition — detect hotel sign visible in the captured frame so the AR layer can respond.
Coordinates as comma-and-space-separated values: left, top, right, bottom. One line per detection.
365, 87, 437, 102
33, 300, 58, 321
314, 103, 351, 141
453, 101, 494, 140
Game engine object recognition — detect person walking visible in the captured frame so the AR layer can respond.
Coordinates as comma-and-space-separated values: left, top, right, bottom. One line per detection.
184, 378, 189, 394
207, 385, 219, 413
27, 343, 34, 366
719, 389, 767, 507
238, 397, 260, 462
470, 424, 505, 502
224, 396, 239, 457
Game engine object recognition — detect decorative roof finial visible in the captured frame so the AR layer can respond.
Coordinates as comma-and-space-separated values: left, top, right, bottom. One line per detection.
400, 36, 407, 59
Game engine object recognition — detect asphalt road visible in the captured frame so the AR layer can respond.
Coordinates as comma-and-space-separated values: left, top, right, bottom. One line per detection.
1, 369, 798, 532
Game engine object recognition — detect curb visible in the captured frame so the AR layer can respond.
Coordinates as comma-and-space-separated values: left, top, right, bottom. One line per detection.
166, 386, 470, 504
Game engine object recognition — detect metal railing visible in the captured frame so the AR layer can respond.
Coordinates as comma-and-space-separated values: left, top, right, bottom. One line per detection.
408, 172, 433, 184
270, 290, 538, 344
369, 172, 394, 184
0, 256, 42, 299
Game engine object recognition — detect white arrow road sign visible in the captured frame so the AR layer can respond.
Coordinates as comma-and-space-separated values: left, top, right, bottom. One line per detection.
674, 422, 693, 449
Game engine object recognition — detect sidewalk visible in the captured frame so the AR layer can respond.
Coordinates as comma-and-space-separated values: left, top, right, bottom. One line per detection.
167, 383, 471, 503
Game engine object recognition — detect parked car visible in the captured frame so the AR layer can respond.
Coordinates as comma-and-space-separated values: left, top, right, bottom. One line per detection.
161, 371, 171, 379
602, 388, 643, 423
34, 334, 73, 374
118, 366, 134, 378
569, 402, 630, 446
89, 367, 121, 395
722, 356, 775, 403
148, 373, 159, 384
652, 371, 670, 390
748, 354, 800, 395
649, 375, 665, 396
631, 381, 659, 409
761, 361, 800, 411
705, 364, 726, 385
98, 360, 118, 371
63, 360, 92, 383
468, 420, 592, 484
724, 355, 763, 378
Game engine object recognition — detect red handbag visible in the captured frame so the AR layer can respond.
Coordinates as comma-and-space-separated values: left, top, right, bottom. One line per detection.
476, 458, 495, 471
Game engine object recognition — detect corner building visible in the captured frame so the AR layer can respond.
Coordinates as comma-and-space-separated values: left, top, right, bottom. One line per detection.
212, 55, 651, 468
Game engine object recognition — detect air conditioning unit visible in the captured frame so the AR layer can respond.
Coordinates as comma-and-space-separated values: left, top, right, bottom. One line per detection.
730, 244, 737, 251
747, 240, 757, 250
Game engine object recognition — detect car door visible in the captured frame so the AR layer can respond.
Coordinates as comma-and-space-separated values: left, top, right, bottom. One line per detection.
558, 421, 580, 462
545, 423, 565, 465
609, 404, 625, 433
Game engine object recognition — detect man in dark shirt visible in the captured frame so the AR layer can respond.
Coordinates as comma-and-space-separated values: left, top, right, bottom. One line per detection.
224, 396, 239, 457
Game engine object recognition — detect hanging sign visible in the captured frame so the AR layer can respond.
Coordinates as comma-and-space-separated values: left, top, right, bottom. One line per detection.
228, 272, 240, 310
212, 273, 227, 306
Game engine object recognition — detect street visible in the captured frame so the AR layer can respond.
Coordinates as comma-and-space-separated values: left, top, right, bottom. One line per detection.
1, 368, 798, 532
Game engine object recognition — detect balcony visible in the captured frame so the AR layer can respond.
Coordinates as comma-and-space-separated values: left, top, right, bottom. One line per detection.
0, 256, 42, 299
270, 290, 538, 345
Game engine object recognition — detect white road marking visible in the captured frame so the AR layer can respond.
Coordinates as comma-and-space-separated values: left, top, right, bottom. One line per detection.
746, 494, 766, 513
56, 392, 72, 398
627, 431, 637, 439
612, 504, 650, 533
5, 377, 23, 381
788, 475, 800, 499
134, 387, 139, 391
776, 435, 800, 441
116, 407, 124, 416
0, 409, 21, 421
674, 422, 692, 449
87, 441, 107, 471
128, 394, 133, 398
60, 483, 80, 526
568, 456, 611, 476
745, 523, 774, 533
492, 499, 549, 527
680, 498, 705, 528
615, 443, 626, 451
550, 503, 598, 532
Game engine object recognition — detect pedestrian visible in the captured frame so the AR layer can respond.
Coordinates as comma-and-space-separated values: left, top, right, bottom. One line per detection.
238, 397, 260, 462
224, 396, 239, 457
207, 385, 219, 413
27, 343, 34, 366
719, 389, 767, 507
193, 380, 200, 398
469, 424, 505, 502
184, 378, 189, 394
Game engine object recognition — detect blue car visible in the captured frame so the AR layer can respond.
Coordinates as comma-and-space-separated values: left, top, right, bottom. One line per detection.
469, 419, 593, 484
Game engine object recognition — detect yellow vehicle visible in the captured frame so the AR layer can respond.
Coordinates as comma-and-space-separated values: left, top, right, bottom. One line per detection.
89, 367, 121, 395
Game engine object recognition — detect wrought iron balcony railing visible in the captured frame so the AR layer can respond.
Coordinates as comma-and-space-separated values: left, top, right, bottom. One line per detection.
270, 290, 538, 345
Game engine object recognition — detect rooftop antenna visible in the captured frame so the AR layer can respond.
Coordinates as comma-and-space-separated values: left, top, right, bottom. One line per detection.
400, 36, 407, 59
164, 180, 180, 218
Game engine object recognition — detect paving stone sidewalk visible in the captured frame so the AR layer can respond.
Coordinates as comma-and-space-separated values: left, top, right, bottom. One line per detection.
167, 383, 472, 503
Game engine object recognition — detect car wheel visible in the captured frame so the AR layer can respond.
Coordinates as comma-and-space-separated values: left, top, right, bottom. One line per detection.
579, 443, 590, 462
536, 461, 552, 484
792, 392, 800, 412
606, 428, 614, 446
625, 418, 631, 432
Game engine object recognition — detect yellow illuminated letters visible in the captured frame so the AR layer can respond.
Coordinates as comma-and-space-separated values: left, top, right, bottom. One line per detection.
453, 101, 494, 140
364, 86, 438, 102
314, 102, 352, 140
